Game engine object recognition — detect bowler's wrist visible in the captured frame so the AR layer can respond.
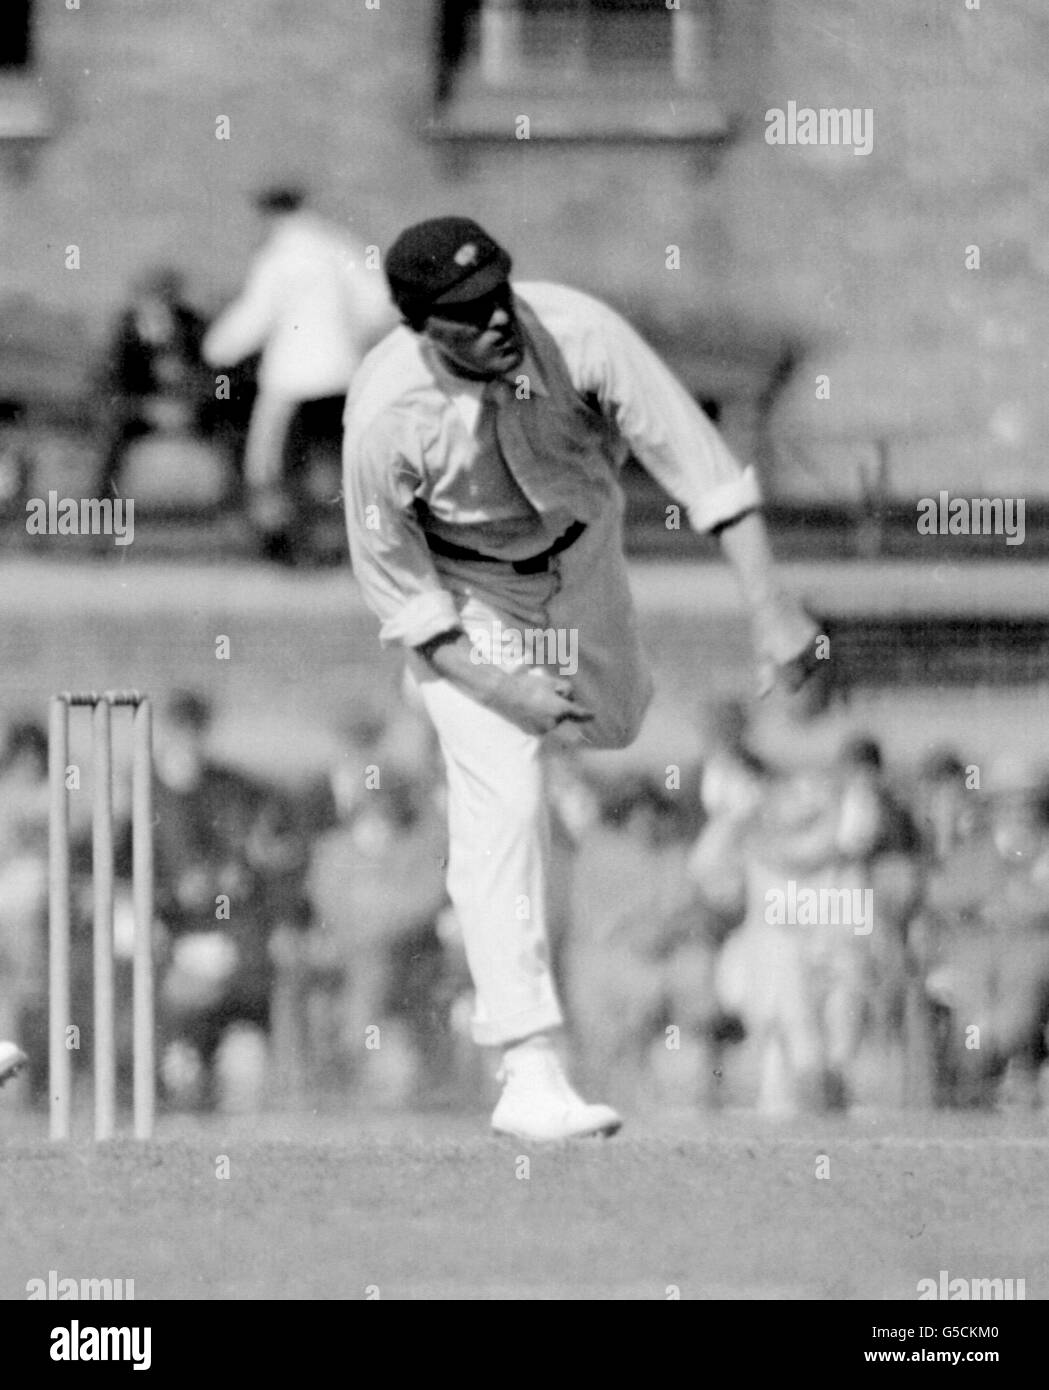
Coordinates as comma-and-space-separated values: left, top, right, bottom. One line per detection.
752, 596, 819, 662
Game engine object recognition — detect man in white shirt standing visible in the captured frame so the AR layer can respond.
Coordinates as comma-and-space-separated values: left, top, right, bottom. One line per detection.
343, 216, 821, 1141
204, 186, 393, 561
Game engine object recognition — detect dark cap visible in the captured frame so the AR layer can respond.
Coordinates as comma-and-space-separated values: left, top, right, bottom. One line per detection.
385, 217, 512, 320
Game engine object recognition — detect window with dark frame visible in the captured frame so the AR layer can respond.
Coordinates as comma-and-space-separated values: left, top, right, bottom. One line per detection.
1, 0, 33, 70
0, 0, 53, 147
436, 0, 725, 137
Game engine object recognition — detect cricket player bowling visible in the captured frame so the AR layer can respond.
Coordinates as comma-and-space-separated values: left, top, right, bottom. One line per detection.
343, 217, 819, 1142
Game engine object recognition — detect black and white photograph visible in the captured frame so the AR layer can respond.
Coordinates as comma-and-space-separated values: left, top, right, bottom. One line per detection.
1, 0, 1046, 1334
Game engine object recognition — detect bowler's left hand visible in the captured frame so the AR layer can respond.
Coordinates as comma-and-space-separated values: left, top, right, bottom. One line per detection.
753, 598, 823, 697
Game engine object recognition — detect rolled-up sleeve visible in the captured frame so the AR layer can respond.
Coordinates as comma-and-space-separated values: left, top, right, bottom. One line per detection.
571, 294, 762, 533
343, 415, 461, 648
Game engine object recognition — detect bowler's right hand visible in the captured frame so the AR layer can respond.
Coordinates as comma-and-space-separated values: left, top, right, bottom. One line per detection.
494, 667, 594, 737
418, 628, 594, 736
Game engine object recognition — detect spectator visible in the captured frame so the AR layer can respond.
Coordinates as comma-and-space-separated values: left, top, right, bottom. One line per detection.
202, 185, 394, 563
916, 757, 1049, 1109
688, 698, 765, 922
94, 267, 214, 499
305, 760, 452, 1102
152, 690, 310, 1111
912, 748, 974, 864
564, 770, 723, 1107
705, 726, 889, 1116
836, 737, 925, 1091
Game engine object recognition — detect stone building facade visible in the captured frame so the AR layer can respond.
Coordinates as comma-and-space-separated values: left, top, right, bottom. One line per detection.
0, 0, 1045, 504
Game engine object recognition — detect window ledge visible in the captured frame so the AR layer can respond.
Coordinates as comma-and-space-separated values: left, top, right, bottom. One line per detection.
0, 75, 52, 139
430, 84, 731, 144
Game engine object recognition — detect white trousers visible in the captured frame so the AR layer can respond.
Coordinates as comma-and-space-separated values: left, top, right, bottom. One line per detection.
408, 491, 653, 1046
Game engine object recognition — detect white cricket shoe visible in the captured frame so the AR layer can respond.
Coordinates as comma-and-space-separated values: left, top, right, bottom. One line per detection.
0, 1041, 28, 1086
491, 1038, 622, 1142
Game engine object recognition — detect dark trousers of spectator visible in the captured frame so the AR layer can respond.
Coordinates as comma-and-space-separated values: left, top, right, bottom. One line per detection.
160, 990, 271, 1113
243, 392, 345, 564
95, 413, 152, 499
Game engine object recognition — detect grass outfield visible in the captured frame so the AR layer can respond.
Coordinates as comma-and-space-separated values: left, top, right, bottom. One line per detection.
3, 1110, 1048, 1300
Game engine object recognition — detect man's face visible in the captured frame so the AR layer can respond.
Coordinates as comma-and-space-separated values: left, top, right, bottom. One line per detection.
421, 283, 524, 380
155, 722, 208, 792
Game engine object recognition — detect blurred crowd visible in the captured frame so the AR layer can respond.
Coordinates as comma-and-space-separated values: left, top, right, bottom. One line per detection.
3, 681, 1049, 1120
3, 184, 394, 566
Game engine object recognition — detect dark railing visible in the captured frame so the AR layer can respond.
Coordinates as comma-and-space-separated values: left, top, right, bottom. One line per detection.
621, 427, 1044, 560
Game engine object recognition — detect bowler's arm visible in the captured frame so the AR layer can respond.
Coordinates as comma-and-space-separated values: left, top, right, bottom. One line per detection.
576, 291, 819, 694
417, 630, 592, 736
715, 509, 821, 695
